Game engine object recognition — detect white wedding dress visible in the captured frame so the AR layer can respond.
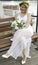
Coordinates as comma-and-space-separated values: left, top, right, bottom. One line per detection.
6, 14, 33, 59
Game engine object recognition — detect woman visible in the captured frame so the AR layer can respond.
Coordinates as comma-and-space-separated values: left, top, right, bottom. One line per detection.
2, 1, 33, 64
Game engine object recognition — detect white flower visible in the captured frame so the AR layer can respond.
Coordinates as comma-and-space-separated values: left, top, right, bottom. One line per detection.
11, 20, 17, 27
17, 20, 21, 23
15, 26, 19, 30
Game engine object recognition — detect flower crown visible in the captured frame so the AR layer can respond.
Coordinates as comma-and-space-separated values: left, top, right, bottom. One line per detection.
19, 1, 30, 8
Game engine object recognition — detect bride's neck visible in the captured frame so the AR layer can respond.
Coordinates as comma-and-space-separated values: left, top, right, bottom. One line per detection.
20, 11, 27, 15
20, 12, 27, 17
21, 12, 26, 15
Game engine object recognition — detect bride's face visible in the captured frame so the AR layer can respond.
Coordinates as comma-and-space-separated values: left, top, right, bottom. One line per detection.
20, 4, 28, 13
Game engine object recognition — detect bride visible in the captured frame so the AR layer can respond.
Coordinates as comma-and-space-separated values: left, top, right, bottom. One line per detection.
2, 1, 33, 64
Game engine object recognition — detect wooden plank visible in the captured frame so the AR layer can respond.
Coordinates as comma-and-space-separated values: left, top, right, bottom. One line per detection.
0, 27, 12, 32
32, 33, 38, 39
0, 38, 11, 45
0, 17, 15, 22
0, 46, 9, 52
3, 5, 18, 10
0, 42, 11, 49
0, 23, 10, 27
0, 33, 13, 39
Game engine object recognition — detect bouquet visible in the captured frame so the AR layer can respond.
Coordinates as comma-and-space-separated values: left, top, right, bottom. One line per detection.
11, 20, 25, 30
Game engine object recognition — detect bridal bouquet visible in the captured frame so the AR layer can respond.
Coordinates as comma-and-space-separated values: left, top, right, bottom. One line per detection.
11, 20, 25, 30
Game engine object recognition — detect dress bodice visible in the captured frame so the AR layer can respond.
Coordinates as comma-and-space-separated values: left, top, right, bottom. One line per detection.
17, 14, 27, 24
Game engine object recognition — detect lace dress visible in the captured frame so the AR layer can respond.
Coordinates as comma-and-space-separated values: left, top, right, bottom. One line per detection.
7, 14, 33, 59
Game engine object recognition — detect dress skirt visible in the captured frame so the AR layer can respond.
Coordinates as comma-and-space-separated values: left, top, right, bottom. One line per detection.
7, 25, 33, 59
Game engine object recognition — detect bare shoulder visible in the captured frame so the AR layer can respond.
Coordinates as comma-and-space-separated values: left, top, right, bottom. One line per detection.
27, 13, 31, 17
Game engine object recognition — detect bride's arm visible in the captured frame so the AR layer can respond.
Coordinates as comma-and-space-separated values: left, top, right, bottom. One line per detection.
27, 13, 32, 26
25, 13, 32, 28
